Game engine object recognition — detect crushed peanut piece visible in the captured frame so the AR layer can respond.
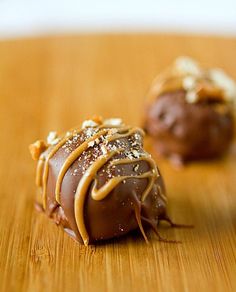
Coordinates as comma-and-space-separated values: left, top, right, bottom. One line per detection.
103, 118, 123, 126
47, 131, 59, 145
175, 56, 202, 76
91, 115, 103, 125
82, 120, 99, 129
29, 140, 47, 161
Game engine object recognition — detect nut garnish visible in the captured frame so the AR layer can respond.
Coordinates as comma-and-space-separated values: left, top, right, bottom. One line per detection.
82, 120, 99, 129
103, 118, 123, 126
29, 140, 47, 160
47, 131, 59, 145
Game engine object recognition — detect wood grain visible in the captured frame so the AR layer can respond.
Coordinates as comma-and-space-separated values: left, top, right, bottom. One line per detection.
0, 34, 236, 292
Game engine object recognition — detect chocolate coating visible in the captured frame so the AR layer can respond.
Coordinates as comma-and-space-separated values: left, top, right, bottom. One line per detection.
30, 119, 170, 245
145, 90, 234, 163
144, 57, 235, 164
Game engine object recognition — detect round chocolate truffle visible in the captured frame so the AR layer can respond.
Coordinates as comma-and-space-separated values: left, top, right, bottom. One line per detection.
144, 57, 236, 165
29, 117, 173, 245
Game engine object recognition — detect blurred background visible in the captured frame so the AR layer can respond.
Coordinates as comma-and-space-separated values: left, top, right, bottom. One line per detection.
0, 0, 236, 38
0, 3, 236, 292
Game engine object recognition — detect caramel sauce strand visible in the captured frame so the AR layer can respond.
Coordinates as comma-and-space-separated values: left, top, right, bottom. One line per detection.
99, 125, 131, 131
36, 125, 81, 191
74, 154, 154, 245
111, 156, 159, 201
73, 130, 157, 245
74, 151, 118, 246
41, 129, 82, 209
148, 62, 232, 104
157, 184, 167, 203
39, 126, 107, 207
91, 171, 154, 201
134, 204, 149, 243
36, 157, 45, 187
55, 129, 108, 203
39, 123, 157, 245
106, 127, 145, 142
55, 127, 143, 204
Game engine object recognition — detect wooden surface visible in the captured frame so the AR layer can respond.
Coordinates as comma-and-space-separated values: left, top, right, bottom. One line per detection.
0, 34, 236, 292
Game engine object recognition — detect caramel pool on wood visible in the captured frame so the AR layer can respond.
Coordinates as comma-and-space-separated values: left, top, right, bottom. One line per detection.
29, 117, 177, 245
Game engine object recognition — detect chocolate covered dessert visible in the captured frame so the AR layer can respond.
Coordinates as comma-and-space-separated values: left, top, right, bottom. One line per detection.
29, 117, 176, 245
144, 57, 236, 165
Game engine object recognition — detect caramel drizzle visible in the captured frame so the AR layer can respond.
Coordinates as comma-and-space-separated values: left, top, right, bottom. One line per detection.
37, 124, 159, 246
147, 66, 227, 104
55, 126, 142, 204
37, 125, 133, 208
55, 129, 109, 203
110, 157, 159, 201
72, 132, 158, 245
112, 159, 167, 203
38, 126, 83, 209
74, 153, 157, 245
41, 133, 78, 209
36, 157, 45, 187
91, 172, 154, 201
150, 75, 184, 99
74, 151, 119, 246
106, 127, 145, 142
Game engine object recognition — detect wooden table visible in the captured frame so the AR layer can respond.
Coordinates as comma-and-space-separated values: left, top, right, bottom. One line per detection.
0, 34, 236, 292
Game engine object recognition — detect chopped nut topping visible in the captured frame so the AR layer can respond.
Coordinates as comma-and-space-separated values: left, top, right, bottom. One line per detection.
182, 76, 196, 91
185, 91, 198, 103
82, 120, 99, 129
29, 140, 47, 160
91, 115, 103, 124
47, 131, 59, 145
209, 69, 236, 101
157, 56, 236, 104
132, 149, 140, 158
103, 118, 123, 126
175, 56, 202, 76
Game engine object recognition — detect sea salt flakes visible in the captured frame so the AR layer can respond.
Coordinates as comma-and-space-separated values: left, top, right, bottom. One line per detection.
86, 128, 95, 138
133, 164, 139, 172
88, 141, 95, 147
101, 145, 108, 155
132, 149, 140, 158
72, 169, 79, 176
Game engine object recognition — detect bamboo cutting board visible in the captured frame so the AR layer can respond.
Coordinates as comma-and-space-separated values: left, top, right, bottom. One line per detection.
0, 34, 236, 292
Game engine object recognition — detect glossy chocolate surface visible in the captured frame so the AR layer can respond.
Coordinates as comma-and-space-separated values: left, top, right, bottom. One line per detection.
30, 119, 169, 245
144, 57, 235, 164
145, 90, 234, 163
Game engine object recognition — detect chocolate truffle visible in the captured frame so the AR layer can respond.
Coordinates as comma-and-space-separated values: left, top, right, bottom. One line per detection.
29, 117, 175, 245
144, 57, 236, 165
